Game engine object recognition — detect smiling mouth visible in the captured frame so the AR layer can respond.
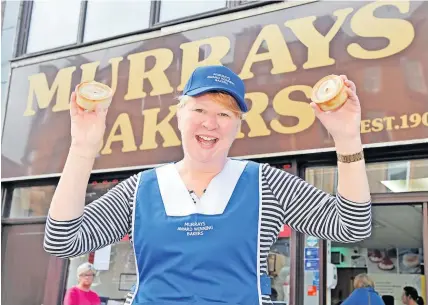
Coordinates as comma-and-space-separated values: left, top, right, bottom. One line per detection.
196, 135, 219, 147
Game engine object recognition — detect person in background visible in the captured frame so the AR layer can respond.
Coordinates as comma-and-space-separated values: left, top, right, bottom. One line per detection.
341, 273, 384, 305
402, 286, 425, 305
64, 262, 101, 305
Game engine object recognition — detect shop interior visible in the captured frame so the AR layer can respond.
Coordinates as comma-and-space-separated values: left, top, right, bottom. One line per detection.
330, 204, 425, 305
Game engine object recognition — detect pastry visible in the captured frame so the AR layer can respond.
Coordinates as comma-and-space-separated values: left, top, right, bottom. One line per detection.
75, 81, 114, 111
402, 253, 420, 268
368, 249, 383, 263
311, 75, 348, 112
378, 257, 395, 271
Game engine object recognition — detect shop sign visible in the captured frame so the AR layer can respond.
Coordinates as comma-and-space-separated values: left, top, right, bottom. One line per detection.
2, 1, 427, 179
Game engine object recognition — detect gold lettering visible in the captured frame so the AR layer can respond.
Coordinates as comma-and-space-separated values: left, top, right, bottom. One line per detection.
383, 116, 395, 131
80, 61, 101, 83
125, 49, 174, 100
80, 57, 123, 93
24, 66, 76, 116
108, 57, 124, 92
360, 120, 371, 133
348, 1, 414, 59
285, 8, 354, 69
236, 92, 271, 139
371, 118, 384, 132
270, 85, 315, 134
101, 113, 138, 155
140, 105, 181, 150
239, 25, 296, 80
178, 36, 230, 90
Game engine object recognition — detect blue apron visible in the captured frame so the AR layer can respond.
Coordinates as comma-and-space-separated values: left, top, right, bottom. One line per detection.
131, 160, 269, 305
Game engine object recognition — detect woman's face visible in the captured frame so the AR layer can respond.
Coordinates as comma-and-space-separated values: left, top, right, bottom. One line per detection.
79, 272, 95, 286
402, 292, 410, 304
177, 95, 241, 165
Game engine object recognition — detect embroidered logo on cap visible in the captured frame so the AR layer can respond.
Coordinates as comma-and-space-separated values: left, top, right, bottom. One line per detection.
207, 73, 235, 86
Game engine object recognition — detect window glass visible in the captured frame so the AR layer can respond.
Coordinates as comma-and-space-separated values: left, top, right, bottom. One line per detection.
305, 159, 428, 194
83, 1, 151, 42
330, 204, 425, 305
9, 185, 55, 218
270, 226, 291, 304
159, 0, 226, 23
7, 179, 120, 218
26, 1, 80, 53
66, 240, 135, 303
65, 179, 132, 302
303, 235, 321, 305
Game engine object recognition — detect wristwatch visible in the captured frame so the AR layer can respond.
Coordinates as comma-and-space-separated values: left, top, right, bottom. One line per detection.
337, 150, 365, 163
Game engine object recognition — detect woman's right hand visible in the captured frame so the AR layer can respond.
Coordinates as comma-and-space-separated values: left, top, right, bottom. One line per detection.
69, 90, 108, 157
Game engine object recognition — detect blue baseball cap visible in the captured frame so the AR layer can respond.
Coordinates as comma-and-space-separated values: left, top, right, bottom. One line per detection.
182, 65, 248, 112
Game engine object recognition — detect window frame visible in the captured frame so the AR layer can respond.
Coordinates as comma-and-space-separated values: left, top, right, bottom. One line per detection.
14, 0, 283, 59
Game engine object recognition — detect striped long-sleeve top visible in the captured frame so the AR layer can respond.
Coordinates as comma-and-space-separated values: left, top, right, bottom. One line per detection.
44, 163, 371, 305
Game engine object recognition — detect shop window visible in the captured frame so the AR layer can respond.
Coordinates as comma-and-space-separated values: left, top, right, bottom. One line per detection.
8, 184, 56, 218
26, 1, 81, 53
83, 1, 151, 42
159, 0, 226, 23
66, 239, 135, 303
330, 204, 425, 305
7, 179, 120, 218
270, 225, 292, 304
305, 159, 428, 194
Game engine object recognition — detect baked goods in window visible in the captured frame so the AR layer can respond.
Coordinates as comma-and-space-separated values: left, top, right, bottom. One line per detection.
311, 75, 348, 112
368, 249, 383, 263
76, 81, 114, 111
378, 256, 395, 271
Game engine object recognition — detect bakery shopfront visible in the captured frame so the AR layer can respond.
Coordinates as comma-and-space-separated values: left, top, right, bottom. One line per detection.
1, 1, 427, 305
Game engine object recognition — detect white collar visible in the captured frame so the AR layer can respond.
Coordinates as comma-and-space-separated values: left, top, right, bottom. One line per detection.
155, 159, 248, 216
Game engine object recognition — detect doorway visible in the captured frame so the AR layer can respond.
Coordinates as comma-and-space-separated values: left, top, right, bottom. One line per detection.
329, 203, 425, 305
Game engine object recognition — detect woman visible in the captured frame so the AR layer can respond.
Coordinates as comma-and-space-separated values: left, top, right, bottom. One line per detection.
341, 273, 384, 305
44, 65, 371, 305
402, 286, 425, 305
63, 263, 101, 305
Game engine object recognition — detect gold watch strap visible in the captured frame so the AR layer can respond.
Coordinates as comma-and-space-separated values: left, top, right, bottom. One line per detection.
337, 150, 365, 163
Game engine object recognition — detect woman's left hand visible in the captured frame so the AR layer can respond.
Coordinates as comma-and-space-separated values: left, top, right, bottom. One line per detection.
310, 75, 361, 143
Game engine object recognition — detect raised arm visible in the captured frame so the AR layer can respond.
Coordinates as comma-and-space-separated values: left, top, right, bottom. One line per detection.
262, 164, 371, 243
44, 89, 134, 258
262, 75, 372, 243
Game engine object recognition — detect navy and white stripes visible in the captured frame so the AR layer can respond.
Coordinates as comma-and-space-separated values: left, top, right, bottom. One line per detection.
44, 163, 371, 305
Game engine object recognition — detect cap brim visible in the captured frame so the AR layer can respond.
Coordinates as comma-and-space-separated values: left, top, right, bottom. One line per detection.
185, 86, 248, 112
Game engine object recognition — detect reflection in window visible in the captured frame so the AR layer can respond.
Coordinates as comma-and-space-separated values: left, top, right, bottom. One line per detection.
401, 58, 428, 94
330, 205, 424, 305
305, 159, 428, 194
159, 0, 226, 22
8, 179, 120, 218
85, 180, 120, 205
363, 66, 382, 93
9, 185, 55, 218
84, 1, 151, 42
26, 1, 80, 53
